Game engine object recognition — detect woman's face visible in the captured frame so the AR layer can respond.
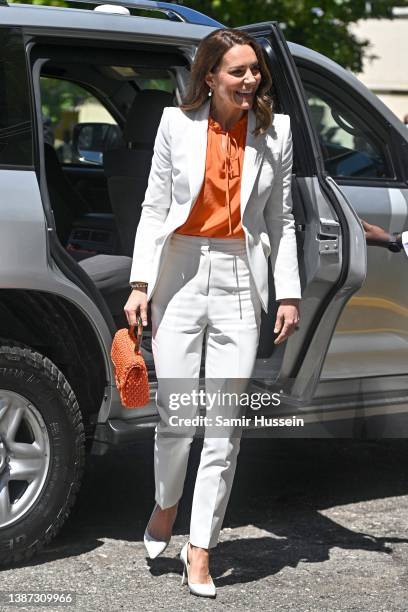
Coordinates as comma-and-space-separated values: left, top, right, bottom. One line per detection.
205, 44, 262, 113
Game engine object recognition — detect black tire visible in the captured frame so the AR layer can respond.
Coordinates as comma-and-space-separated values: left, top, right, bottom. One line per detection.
0, 341, 85, 566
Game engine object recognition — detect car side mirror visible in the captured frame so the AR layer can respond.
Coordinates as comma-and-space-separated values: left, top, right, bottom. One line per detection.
72, 122, 124, 165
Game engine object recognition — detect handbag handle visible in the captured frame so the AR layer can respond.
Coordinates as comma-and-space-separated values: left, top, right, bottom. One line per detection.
128, 315, 143, 353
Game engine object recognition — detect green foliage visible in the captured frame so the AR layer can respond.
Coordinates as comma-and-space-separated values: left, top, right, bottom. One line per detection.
40, 77, 93, 124
193, 0, 408, 71
12, 0, 408, 70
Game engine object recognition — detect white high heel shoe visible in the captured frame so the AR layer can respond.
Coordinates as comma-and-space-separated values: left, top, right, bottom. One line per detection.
179, 541, 216, 598
143, 505, 170, 559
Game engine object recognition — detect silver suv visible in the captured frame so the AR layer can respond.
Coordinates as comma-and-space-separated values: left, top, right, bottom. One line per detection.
0, 0, 407, 565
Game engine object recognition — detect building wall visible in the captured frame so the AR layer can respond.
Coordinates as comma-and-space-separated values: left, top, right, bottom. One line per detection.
349, 9, 408, 123
77, 99, 117, 124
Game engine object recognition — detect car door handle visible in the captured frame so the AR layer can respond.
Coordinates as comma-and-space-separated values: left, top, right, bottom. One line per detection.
318, 218, 340, 254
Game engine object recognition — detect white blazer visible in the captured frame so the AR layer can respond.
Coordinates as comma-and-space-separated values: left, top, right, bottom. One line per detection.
130, 99, 301, 313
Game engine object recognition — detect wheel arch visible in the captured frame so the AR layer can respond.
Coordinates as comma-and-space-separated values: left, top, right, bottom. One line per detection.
0, 289, 108, 437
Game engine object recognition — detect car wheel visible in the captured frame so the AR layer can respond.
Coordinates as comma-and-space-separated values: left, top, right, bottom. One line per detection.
0, 341, 85, 566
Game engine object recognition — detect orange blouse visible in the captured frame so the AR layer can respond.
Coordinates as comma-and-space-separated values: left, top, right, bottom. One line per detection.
175, 112, 248, 238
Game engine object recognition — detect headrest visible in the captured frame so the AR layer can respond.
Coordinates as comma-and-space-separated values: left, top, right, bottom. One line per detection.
123, 89, 174, 145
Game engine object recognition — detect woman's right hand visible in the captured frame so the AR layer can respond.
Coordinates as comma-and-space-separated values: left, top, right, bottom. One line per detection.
124, 288, 148, 327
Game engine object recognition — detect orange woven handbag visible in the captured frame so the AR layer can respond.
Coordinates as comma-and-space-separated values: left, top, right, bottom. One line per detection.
111, 317, 150, 408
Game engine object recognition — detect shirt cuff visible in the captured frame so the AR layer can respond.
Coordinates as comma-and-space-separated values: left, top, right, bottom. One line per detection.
402, 231, 408, 257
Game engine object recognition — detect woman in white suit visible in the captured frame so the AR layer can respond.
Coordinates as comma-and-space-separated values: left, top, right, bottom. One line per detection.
124, 28, 301, 598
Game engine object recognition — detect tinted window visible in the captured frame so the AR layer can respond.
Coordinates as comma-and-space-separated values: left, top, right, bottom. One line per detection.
303, 82, 393, 180
40, 77, 120, 166
0, 28, 33, 166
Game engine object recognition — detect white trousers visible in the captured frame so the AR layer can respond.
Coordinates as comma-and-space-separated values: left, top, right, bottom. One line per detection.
151, 233, 262, 549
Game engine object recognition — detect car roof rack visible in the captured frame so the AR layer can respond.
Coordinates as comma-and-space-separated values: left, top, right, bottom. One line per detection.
6, 0, 224, 27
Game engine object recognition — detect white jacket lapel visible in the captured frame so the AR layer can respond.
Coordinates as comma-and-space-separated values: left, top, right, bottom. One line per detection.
240, 110, 267, 218
187, 100, 210, 207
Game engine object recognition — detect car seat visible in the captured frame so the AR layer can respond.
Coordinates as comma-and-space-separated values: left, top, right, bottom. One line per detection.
103, 89, 174, 256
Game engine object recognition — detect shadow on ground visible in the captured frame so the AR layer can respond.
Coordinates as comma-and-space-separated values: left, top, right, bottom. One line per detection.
9, 438, 408, 582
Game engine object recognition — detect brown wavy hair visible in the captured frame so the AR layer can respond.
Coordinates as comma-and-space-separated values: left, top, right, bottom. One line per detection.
180, 28, 273, 137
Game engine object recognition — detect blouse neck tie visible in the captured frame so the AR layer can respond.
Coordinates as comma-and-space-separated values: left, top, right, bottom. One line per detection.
209, 115, 245, 236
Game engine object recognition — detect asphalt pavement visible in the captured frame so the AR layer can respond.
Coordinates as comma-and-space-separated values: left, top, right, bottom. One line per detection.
1, 437, 408, 612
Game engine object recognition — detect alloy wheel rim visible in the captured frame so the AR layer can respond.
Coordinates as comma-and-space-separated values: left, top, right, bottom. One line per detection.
0, 391, 50, 528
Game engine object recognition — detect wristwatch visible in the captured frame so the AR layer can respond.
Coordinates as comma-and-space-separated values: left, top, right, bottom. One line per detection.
387, 233, 403, 253
130, 281, 148, 290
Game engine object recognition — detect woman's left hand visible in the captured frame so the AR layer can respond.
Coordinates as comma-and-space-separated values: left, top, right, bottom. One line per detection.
274, 299, 300, 345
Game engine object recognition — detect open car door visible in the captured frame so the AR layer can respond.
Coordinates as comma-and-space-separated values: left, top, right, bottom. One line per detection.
238, 22, 366, 405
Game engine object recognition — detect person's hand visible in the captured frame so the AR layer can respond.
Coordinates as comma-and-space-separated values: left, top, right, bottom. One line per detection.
124, 288, 148, 327
274, 298, 300, 345
361, 219, 391, 247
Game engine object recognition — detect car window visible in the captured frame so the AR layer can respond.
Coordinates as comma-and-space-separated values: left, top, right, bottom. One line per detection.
0, 29, 33, 167
302, 81, 393, 180
40, 77, 120, 166
134, 76, 174, 92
